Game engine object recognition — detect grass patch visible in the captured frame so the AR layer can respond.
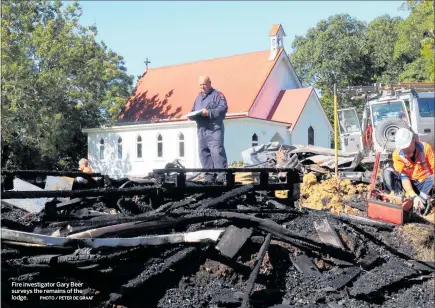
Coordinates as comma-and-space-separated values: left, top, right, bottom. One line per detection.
401, 223, 435, 262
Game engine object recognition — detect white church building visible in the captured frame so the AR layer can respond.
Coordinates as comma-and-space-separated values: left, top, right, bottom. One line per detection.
83, 24, 333, 178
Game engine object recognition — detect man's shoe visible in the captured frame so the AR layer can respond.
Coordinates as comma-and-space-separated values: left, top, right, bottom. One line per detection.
215, 173, 226, 185
204, 172, 216, 183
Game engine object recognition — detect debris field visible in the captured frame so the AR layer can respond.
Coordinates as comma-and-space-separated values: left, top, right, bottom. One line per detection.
1, 167, 434, 308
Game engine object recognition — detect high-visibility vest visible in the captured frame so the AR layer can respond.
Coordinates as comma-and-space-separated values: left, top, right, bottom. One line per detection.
397, 142, 433, 181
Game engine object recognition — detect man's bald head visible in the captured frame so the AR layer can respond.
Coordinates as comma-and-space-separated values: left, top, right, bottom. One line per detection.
199, 76, 212, 94
78, 158, 88, 171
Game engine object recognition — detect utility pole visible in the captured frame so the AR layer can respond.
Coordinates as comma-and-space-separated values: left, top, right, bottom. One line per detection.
334, 83, 338, 177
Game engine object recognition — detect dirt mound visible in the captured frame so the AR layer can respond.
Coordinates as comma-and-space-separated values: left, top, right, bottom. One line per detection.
235, 172, 255, 184
300, 173, 367, 215
246, 252, 273, 275
195, 259, 243, 286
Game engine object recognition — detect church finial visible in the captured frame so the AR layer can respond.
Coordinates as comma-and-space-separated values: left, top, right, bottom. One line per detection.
144, 58, 151, 70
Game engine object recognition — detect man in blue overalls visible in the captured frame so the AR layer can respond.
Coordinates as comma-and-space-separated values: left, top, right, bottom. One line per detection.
191, 76, 228, 182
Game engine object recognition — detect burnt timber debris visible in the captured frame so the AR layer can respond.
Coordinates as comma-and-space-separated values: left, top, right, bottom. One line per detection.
1, 163, 434, 308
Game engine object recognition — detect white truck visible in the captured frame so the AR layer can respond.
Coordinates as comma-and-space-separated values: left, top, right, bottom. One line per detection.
338, 83, 435, 157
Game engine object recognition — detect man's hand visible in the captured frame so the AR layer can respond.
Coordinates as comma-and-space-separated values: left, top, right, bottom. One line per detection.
413, 195, 426, 213
201, 109, 209, 116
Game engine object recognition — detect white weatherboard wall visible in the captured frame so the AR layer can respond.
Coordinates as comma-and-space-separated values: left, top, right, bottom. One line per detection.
290, 92, 332, 148
223, 118, 290, 164
86, 122, 198, 178
85, 118, 290, 178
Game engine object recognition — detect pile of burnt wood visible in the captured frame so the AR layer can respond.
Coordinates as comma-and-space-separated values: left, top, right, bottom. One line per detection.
1, 169, 434, 308
241, 143, 371, 183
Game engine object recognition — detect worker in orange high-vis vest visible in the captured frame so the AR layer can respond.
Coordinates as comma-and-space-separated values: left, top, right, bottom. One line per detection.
384, 128, 434, 214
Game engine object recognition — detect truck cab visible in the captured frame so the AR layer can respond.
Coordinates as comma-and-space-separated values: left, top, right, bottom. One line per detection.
338, 85, 434, 155
408, 91, 435, 147
369, 98, 411, 153
338, 108, 363, 153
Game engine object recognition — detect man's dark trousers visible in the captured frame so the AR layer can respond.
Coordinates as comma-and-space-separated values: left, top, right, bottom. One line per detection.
198, 126, 228, 172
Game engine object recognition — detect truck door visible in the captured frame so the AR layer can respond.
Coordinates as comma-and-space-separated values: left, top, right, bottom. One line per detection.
410, 93, 435, 148
338, 108, 363, 153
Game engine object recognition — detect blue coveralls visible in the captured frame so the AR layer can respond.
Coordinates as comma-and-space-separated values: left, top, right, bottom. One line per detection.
191, 88, 228, 177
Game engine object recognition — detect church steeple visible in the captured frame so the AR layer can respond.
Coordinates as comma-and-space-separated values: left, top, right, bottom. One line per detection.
269, 24, 286, 61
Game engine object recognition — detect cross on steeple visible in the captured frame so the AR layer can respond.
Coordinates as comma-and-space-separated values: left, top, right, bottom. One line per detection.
144, 58, 151, 70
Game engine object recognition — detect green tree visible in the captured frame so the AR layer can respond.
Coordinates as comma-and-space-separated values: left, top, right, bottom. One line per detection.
1, 0, 133, 170
289, 14, 373, 122
366, 15, 404, 84
395, 0, 435, 81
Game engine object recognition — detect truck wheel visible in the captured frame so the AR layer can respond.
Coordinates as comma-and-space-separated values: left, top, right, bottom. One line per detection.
374, 118, 409, 151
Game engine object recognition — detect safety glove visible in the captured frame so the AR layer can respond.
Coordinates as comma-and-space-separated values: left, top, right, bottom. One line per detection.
423, 202, 432, 216
412, 195, 426, 214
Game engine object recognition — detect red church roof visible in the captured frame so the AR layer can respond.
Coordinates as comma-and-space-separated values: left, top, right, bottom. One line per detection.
268, 88, 314, 127
117, 47, 311, 127
118, 49, 284, 123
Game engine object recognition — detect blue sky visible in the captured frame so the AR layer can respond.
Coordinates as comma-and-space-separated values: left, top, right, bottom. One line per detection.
76, 1, 409, 81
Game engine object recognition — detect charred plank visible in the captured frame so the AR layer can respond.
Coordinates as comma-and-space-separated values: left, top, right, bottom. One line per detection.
289, 253, 321, 278
108, 247, 197, 304
349, 258, 418, 297
2, 186, 159, 199
328, 249, 380, 290
215, 225, 253, 259
240, 233, 272, 308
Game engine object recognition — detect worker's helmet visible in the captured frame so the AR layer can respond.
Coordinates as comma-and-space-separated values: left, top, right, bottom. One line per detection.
395, 128, 414, 150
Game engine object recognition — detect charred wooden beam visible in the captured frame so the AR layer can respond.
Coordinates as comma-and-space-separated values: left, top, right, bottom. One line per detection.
154, 167, 300, 173
259, 171, 269, 188
289, 253, 322, 278
328, 249, 380, 290
108, 247, 197, 304
197, 185, 255, 210
55, 198, 83, 210
349, 257, 417, 297
2, 183, 300, 200
336, 214, 396, 230
1, 186, 160, 199
241, 233, 272, 308
204, 208, 301, 215
266, 200, 287, 209
1, 228, 224, 248
2, 175, 14, 190
226, 170, 235, 187
154, 194, 204, 213
2, 170, 102, 178
175, 172, 186, 188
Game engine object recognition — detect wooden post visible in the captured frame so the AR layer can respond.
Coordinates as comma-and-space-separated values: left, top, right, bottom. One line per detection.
334, 84, 339, 177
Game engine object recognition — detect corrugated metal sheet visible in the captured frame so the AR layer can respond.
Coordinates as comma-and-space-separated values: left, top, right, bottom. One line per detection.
45, 176, 75, 203
2, 178, 47, 213
290, 144, 358, 157
45, 176, 74, 191
302, 155, 355, 169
